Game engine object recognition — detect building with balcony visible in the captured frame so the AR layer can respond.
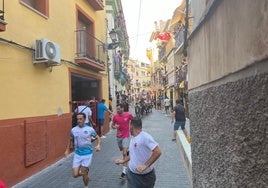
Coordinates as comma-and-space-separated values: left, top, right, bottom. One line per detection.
0, 0, 109, 186
147, 0, 190, 111
106, 0, 130, 108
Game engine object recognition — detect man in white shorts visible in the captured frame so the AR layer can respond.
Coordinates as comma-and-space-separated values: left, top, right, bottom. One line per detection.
65, 112, 101, 188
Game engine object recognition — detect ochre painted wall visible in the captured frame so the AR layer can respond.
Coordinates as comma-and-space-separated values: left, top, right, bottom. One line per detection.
0, 0, 108, 186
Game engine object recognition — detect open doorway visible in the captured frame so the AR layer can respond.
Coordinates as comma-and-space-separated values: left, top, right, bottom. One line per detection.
71, 74, 100, 111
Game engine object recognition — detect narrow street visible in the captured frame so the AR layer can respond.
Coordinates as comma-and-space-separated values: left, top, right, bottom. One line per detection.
13, 108, 191, 188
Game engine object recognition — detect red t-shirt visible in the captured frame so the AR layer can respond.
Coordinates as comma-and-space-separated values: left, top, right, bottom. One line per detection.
113, 112, 133, 138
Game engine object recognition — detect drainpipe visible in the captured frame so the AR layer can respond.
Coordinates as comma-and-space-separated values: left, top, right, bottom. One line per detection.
183, 0, 189, 57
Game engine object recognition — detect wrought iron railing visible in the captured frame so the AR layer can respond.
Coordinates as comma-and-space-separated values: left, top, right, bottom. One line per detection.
174, 27, 185, 49
75, 28, 105, 66
0, 0, 5, 21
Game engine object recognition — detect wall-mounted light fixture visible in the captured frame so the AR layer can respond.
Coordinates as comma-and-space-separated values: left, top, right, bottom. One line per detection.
107, 29, 119, 50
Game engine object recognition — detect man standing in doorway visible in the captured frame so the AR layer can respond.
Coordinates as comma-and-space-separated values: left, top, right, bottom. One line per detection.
111, 103, 133, 180
65, 112, 101, 188
97, 99, 113, 138
115, 117, 162, 188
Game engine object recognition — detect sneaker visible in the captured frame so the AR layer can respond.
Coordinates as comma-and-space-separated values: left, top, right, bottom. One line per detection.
120, 172, 126, 180
101, 135, 106, 138
172, 138, 176, 141
186, 136, 191, 143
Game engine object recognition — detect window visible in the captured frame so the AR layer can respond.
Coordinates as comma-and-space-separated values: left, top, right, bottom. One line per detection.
77, 11, 95, 58
20, 0, 48, 16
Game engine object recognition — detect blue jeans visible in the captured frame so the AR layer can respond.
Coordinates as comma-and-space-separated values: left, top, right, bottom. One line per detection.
174, 121, 185, 131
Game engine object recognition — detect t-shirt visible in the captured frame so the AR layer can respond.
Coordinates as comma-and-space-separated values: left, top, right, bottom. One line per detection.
112, 112, 133, 138
75, 105, 92, 123
173, 105, 186, 121
98, 103, 108, 120
71, 125, 97, 156
128, 131, 159, 175
164, 98, 170, 106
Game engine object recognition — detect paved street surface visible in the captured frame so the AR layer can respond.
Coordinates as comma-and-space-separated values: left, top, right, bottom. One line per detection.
13, 108, 191, 188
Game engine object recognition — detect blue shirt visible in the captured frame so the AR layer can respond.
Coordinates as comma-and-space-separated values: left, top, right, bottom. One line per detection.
71, 125, 97, 155
98, 103, 108, 119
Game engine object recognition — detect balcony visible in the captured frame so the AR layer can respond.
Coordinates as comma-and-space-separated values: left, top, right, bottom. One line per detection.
75, 29, 106, 71
0, 0, 7, 32
174, 26, 185, 49
87, 0, 104, 11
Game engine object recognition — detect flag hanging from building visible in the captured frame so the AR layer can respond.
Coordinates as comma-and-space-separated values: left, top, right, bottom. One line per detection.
156, 32, 171, 42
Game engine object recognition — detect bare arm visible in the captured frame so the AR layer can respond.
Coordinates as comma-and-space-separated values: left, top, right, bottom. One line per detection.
115, 154, 130, 164
89, 115, 96, 126
64, 137, 74, 157
171, 110, 176, 123
94, 135, 101, 152
136, 146, 162, 173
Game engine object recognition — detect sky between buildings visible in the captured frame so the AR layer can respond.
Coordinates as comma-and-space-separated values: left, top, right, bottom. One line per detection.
121, 0, 182, 64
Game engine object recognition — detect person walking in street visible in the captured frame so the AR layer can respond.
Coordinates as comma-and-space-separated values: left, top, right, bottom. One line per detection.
74, 100, 95, 127
97, 99, 113, 138
164, 96, 171, 116
65, 112, 101, 188
171, 99, 191, 143
111, 103, 133, 180
115, 117, 162, 188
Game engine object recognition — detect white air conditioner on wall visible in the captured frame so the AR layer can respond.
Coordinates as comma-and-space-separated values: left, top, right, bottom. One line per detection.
34, 38, 61, 66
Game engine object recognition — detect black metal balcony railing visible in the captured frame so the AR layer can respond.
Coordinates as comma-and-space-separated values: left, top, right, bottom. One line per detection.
158, 46, 166, 61
75, 29, 105, 68
174, 27, 185, 48
0, 0, 5, 21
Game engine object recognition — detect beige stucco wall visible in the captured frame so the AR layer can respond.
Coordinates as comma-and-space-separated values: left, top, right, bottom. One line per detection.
0, 0, 107, 119
188, 0, 268, 89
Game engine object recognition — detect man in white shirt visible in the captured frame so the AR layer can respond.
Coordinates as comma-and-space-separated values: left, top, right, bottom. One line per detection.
164, 97, 171, 115
115, 117, 162, 188
74, 101, 95, 127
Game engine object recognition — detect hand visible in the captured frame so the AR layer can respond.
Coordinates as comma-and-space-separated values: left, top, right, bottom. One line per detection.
95, 145, 101, 152
112, 124, 119, 129
136, 164, 147, 173
115, 159, 124, 165
64, 149, 70, 157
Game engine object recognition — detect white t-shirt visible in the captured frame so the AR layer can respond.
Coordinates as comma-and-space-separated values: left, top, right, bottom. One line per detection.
71, 125, 97, 155
164, 98, 170, 106
128, 131, 159, 174
75, 105, 92, 123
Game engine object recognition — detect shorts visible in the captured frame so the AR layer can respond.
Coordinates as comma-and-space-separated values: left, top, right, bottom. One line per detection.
127, 168, 156, 188
72, 153, 93, 168
117, 137, 130, 150
174, 121, 186, 131
165, 106, 170, 110
98, 119, 104, 127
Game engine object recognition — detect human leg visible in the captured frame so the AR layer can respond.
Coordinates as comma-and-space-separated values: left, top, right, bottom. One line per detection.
117, 137, 130, 180
81, 154, 93, 186
180, 121, 191, 143
172, 121, 180, 141
99, 119, 106, 138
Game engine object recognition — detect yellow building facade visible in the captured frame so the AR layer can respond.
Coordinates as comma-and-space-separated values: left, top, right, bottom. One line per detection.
0, 0, 108, 186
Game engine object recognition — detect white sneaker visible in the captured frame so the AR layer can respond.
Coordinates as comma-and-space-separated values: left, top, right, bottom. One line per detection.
101, 135, 106, 138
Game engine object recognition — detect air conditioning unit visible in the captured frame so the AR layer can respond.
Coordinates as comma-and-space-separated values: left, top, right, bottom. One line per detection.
34, 38, 61, 66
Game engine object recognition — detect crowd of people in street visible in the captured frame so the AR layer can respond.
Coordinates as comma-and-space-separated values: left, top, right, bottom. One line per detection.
66, 94, 190, 188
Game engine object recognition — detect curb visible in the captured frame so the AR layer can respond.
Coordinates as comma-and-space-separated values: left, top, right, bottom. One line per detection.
176, 130, 193, 187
